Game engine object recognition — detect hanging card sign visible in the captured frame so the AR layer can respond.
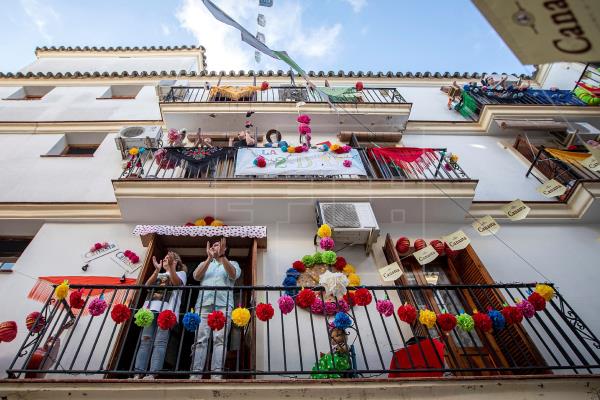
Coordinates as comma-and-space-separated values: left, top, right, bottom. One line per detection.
502, 199, 531, 221
378, 262, 403, 282
82, 243, 118, 262
472, 215, 500, 236
537, 179, 567, 198
443, 230, 470, 251
413, 245, 438, 266
257, 13, 266, 27
581, 156, 600, 172
259, 0, 273, 7
112, 252, 142, 274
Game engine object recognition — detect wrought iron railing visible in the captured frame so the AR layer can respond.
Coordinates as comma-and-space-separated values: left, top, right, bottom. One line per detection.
117, 147, 470, 181
7, 283, 600, 379
162, 86, 407, 104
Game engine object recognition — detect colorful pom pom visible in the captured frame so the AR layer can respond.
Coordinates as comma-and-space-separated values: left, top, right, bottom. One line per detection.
182, 311, 201, 331
488, 309, 505, 331
210, 219, 224, 227
456, 313, 475, 332
278, 295, 295, 314
517, 299, 536, 319
333, 312, 352, 330
26, 311, 46, 333
397, 303, 417, 324
232, 307, 251, 328
317, 224, 332, 238
311, 297, 324, 314
321, 250, 337, 265
54, 280, 69, 300
157, 310, 177, 330
502, 305, 523, 325
256, 303, 275, 322
473, 311, 492, 332
347, 273, 361, 287
437, 312, 457, 332
324, 301, 338, 315
342, 264, 355, 275
286, 268, 301, 278
376, 299, 394, 317
88, 297, 108, 317
298, 123, 312, 135
254, 155, 267, 168
355, 81, 364, 91
194, 218, 207, 226
207, 310, 226, 331
69, 289, 85, 309
297, 114, 311, 124
292, 260, 306, 272
297, 289, 317, 308
320, 237, 335, 250
535, 284, 555, 301
111, 304, 131, 324
419, 309, 437, 329
134, 308, 154, 328
528, 292, 546, 311
337, 299, 350, 312
354, 288, 372, 306
302, 254, 315, 267
260, 81, 269, 90
312, 252, 323, 265
334, 256, 346, 272
343, 160, 352, 168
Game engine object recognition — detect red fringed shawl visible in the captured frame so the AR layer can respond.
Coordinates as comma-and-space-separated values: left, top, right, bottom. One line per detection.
369, 147, 436, 165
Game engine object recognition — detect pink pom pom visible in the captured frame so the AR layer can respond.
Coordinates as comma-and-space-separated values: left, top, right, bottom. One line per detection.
88, 297, 108, 316
298, 123, 311, 135
320, 237, 335, 250
278, 295, 295, 315
311, 298, 324, 314
376, 299, 394, 317
324, 301, 338, 315
297, 114, 311, 124
341, 145, 352, 153
517, 299, 536, 318
343, 160, 352, 168
337, 299, 350, 312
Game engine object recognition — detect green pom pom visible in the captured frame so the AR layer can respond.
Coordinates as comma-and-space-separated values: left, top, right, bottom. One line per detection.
134, 308, 154, 328
312, 252, 323, 264
302, 254, 315, 267
321, 250, 337, 265
456, 313, 475, 332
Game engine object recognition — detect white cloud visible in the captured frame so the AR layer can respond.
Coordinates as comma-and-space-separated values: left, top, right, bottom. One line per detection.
161, 23, 171, 36
176, 0, 342, 71
341, 0, 367, 13
20, 0, 60, 42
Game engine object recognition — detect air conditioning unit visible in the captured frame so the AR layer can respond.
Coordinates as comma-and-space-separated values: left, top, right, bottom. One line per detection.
550, 122, 600, 148
115, 126, 163, 150
316, 202, 380, 254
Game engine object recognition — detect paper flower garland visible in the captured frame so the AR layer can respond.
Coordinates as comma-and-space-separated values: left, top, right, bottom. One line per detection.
317, 224, 332, 238
319, 271, 349, 299
301, 254, 315, 267
354, 288, 372, 306
0, 321, 17, 343
134, 308, 154, 328
342, 264, 355, 275
261, 81, 269, 91
192, 216, 225, 227
297, 114, 312, 145
456, 313, 475, 332
90, 242, 109, 252
69, 290, 85, 309
321, 251, 337, 265
419, 309, 437, 329
256, 303, 275, 322
297, 114, 311, 124
488, 309, 505, 331
347, 273, 361, 287
54, 280, 69, 300
355, 81, 364, 91
333, 312, 352, 330
320, 237, 335, 250
157, 310, 177, 330
208, 310, 226, 331
278, 295, 295, 315
311, 298, 324, 314
297, 289, 317, 308
26, 311, 46, 333
111, 304, 131, 324
334, 256, 346, 272
183, 311, 201, 332
502, 305, 523, 325
292, 260, 306, 272
343, 292, 355, 307
88, 297, 108, 317
535, 284, 555, 301
232, 307, 251, 328
337, 299, 350, 312
528, 292, 546, 311
437, 312, 457, 332
473, 311, 492, 332
517, 299, 536, 318
376, 299, 394, 317
397, 303, 417, 324
123, 250, 140, 264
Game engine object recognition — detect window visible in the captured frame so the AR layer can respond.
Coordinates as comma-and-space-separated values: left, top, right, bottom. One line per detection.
0, 237, 32, 274
43, 132, 107, 157
4, 86, 54, 100
98, 85, 143, 100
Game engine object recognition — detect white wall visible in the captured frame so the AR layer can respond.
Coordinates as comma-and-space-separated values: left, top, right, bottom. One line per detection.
538, 63, 586, 90
20, 57, 198, 74
401, 86, 469, 122
0, 85, 160, 122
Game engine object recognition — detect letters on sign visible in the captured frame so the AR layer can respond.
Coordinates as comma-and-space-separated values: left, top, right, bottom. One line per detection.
472, 215, 500, 236
536, 179, 567, 198
502, 199, 531, 221
581, 156, 600, 172
378, 262, 403, 282
442, 230, 471, 251
413, 245, 438, 266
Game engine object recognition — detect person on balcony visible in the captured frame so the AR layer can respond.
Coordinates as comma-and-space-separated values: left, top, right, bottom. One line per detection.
134, 251, 187, 379
191, 238, 241, 379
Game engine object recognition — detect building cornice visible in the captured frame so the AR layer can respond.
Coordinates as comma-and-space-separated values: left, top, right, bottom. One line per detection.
0, 203, 121, 220
0, 121, 163, 133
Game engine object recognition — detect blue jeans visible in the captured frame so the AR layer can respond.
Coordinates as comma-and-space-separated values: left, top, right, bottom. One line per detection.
134, 316, 170, 374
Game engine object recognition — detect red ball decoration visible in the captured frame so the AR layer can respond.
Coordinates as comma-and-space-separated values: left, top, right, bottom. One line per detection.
292, 260, 306, 273
157, 310, 177, 330
203, 216, 215, 226
343, 291, 356, 307
0, 321, 17, 343
261, 81, 269, 91
111, 304, 131, 324
334, 256, 346, 272
296, 289, 317, 308
444, 243, 459, 259
207, 310, 226, 331
94, 243, 103, 251
528, 292, 546, 311
355, 81, 364, 91
397, 303, 417, 324
473, 311, 492, 333
437, 312, 457, 332
395, 237, 410, 254
256, 303, 275, 322
354, 288, 372, 306
414, 239, 426, 251
256, 156, 267, 168
69, 290, 85, 309
502, 305, 523, 325
430, 240, 445, 256
26, 312, 46, 333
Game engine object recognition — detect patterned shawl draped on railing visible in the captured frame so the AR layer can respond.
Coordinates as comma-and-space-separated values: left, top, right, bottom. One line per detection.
155, 147, 235, 175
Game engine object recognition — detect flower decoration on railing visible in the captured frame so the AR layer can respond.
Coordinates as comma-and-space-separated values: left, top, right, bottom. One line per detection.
157, 310, 178, 330
375, 298, 394, 317
397, 303, 417, 324
167, 128, 186, 146
207, 310, 226, 331
355, 81, 364, 91
88, 296, 108, 317
182, 309, 201, 332
256, 303, 274, 322
25, 312, 46, 334
297, 114, 312, 146
54, 280, 69, 300
456, 312, 474, 332
69, 289, 85, 309
185, 215, 225, 227
122, 250, 140, 265
317, 223, 334, 250
111, 304, 131, 324
231, 307, 251, 328
134, 308, 154, 328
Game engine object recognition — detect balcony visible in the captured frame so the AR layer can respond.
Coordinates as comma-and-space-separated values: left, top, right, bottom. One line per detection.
159, 86, 412, 134
7, 282, 600, 379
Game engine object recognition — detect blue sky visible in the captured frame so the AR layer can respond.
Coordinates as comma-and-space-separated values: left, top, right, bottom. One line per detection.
0, 0, 534, 75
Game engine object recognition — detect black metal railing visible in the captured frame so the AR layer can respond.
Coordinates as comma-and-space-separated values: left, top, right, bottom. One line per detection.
162, 86, 407, 104
118, 147, 470, 181
7, 283, 600, 379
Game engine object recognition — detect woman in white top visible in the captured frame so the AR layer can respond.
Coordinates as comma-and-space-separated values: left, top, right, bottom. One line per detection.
134, 251, 187, 379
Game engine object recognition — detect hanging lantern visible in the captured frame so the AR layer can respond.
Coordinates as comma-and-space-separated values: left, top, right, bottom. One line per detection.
0, 321, 17, 343
395, 237, 410, 254
26, 312, 46, 334
430, 240, 445, 256
414, 239, 426, 251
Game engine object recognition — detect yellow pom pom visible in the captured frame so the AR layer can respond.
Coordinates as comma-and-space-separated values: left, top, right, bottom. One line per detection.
194, 218, 206, 226
330, 144, 340, 151
129, 147, 139, 156
287, 146, 295, 153
55, 280, 70, 300
317, 224, 332, 238
347, 273, 361, 287
210, 219, 224, 227
342, 264, 355, 275
450, 153, 459, 163
419, 309, 437, 329
231, 307, 251, 328
535, 284, 555, 301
